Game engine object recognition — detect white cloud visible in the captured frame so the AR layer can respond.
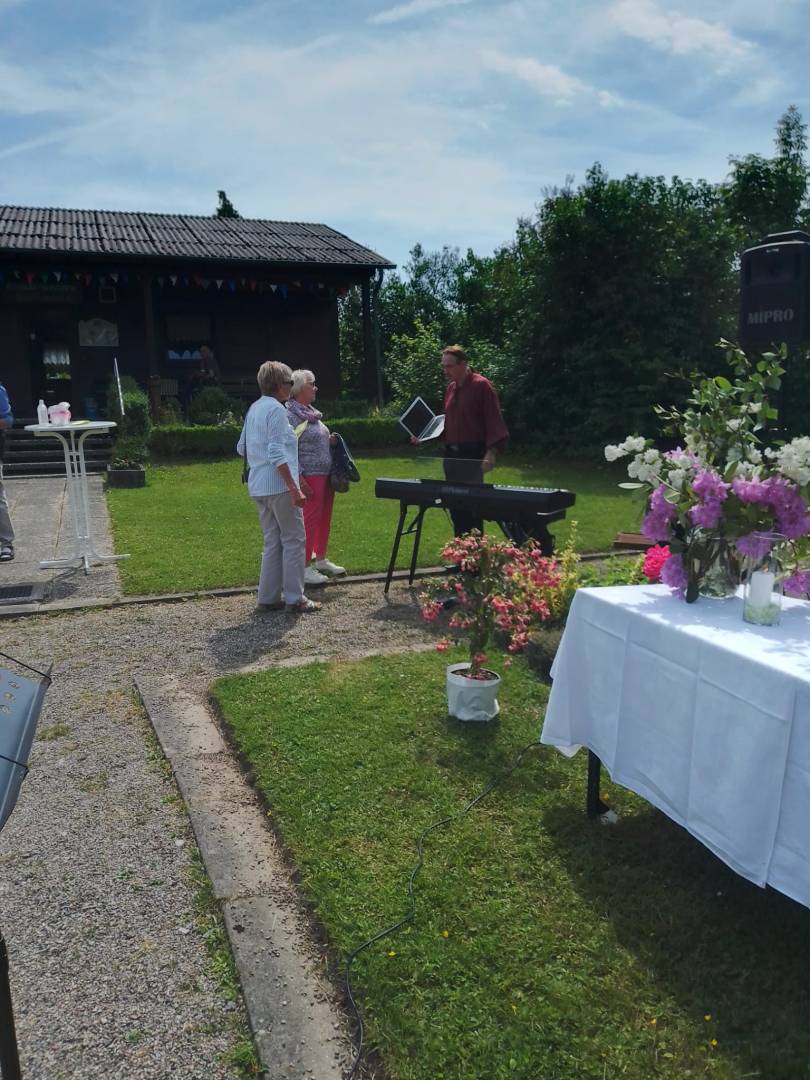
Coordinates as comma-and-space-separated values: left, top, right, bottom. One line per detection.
610, 0, 752, 64
481, 48, 620, 109
369, 0, 473, 25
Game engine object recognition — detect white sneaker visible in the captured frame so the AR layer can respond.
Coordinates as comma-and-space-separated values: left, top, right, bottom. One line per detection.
304, 566, 329, 586
315, 559, 346, 577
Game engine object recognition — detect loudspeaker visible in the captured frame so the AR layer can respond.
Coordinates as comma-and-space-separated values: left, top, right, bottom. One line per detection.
739, 230, 810, 347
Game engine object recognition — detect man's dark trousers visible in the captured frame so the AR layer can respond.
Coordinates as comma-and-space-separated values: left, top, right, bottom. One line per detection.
443, 441, 486, 536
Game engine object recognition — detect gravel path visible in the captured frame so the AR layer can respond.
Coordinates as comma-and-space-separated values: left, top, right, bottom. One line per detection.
0, 580, 432, 1078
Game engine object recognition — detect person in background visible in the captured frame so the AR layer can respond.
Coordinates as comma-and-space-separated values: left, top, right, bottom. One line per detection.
237, 361, 321, 614
198, 344, 220, 381
0, 382, 14, 561
287, 369, 346, 586
438, 344, 509, 536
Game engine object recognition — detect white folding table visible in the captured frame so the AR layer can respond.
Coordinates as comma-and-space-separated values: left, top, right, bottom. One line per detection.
24, 421, 130, 574
541, 584, 810, 910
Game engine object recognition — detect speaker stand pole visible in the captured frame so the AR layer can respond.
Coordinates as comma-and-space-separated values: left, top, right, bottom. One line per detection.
0, 928, 22, 1080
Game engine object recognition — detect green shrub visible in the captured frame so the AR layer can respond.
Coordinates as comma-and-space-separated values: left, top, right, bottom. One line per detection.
150, 424, 242, 458
157, 397, 184, 425
326, 416, 404, 448
188, 386, 245, 426
105, 375, 141, 421
106, 376, 151, 462
110, 435, 148, 468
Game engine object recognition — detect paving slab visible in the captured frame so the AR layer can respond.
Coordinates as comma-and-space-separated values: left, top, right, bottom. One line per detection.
1, 474, 123, 604
224, 897, 346, 1080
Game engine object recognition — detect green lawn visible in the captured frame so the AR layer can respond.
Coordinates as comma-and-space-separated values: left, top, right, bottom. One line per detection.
107, 452, 640, 595
213, 649, 810, 1080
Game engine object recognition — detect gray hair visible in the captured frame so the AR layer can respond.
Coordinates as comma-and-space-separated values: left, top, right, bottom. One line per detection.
257, 361, 293, 395
291, 369, 315, 396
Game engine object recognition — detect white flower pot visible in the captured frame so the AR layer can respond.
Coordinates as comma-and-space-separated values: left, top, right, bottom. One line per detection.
446, 663, 501, 722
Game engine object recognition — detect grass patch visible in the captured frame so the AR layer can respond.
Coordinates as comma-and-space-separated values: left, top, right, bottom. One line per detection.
107, 452, 638, 595
213, 649, 810, 1080
36, 721, 71, 741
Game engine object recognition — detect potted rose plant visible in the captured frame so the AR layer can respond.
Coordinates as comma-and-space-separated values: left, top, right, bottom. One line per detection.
606, 341, 810, 602
420, 531, 562, 721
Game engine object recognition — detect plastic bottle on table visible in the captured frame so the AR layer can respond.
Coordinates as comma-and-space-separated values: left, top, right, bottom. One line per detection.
37, 399, 49, 425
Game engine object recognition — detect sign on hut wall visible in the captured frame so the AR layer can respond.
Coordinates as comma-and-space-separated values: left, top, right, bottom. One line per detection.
78, 318, 119, 347
4, 283, 82, 303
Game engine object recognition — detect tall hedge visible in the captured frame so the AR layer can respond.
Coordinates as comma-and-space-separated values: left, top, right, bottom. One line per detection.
150, 417, 405, 459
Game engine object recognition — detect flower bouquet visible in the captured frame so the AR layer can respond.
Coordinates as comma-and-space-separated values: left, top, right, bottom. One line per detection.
606, 341, 810, 602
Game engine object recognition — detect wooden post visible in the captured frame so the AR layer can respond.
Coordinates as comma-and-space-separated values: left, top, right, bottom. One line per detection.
142, 272, 161, 419
359, 278, 376, 399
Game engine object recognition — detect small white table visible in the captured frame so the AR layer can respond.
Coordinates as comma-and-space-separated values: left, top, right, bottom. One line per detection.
541, 584, 810, 910
24, 421, 130, 574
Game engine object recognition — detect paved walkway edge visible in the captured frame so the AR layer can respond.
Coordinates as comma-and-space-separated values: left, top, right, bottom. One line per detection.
134, 673, 351, 1080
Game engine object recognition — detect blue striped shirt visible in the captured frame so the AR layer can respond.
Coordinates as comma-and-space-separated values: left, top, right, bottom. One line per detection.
0, 384, 13, 429
237, 396, 299, 497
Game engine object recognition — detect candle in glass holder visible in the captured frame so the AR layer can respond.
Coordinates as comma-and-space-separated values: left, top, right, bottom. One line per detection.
748, 569, 775, 609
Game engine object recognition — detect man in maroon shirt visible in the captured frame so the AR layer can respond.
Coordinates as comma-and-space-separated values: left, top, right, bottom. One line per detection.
440, 344, 509, 536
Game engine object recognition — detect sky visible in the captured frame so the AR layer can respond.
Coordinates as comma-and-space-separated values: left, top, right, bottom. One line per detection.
0, 0, 808, 270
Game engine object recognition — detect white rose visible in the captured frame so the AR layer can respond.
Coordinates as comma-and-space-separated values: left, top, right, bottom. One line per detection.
668, 468, 686, 490
623, 436, 646, 454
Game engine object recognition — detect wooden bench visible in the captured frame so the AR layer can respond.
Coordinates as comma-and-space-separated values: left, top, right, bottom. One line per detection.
613, 531, 655, 551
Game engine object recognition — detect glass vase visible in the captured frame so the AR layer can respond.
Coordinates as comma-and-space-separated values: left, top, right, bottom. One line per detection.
686, 532, 740, 602
742, 533, 785, 626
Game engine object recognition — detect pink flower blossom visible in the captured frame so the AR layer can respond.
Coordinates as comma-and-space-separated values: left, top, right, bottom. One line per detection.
642, 544, 671, 583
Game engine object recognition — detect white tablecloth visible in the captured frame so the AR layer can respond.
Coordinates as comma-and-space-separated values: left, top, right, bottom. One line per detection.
541, 584, 810, 909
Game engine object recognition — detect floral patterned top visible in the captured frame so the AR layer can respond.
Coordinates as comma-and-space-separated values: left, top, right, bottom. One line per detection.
286, 399, 332, 476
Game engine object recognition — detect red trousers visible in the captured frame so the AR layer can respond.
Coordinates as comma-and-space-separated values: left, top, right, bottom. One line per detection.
302, 474, 335, 560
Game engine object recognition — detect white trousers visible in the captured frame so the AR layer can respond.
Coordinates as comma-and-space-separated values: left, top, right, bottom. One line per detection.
253, 492, 306, 605
0, 466, 14, 546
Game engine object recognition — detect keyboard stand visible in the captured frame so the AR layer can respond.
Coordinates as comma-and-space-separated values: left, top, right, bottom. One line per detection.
383, 502, 428, 594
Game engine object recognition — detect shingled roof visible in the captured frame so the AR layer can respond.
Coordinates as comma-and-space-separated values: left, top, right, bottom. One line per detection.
0, 205, 395, 270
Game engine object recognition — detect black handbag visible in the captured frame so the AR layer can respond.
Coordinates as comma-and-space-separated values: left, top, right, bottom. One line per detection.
330, 433, 360, 493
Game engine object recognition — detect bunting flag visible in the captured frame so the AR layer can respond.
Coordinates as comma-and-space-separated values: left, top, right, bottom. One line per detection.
2, 264, 343, 299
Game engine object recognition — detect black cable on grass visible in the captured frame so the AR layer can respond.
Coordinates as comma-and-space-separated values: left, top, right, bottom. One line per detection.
342, 739, 542, 1080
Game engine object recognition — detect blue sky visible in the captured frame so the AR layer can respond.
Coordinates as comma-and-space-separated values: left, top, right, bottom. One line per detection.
0, 0, 807, 269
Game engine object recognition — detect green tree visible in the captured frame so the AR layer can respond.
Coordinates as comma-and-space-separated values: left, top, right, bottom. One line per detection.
724, 105, 809, 243
215, 190, 240, 218
504, 166, 739, 450
384, 319, 446, 411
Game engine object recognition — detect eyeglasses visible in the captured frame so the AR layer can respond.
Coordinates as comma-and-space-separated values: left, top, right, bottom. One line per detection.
282, 379, 294, 385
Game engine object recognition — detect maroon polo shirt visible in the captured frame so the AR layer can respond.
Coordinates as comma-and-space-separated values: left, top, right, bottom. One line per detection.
443, 371, 509, 452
